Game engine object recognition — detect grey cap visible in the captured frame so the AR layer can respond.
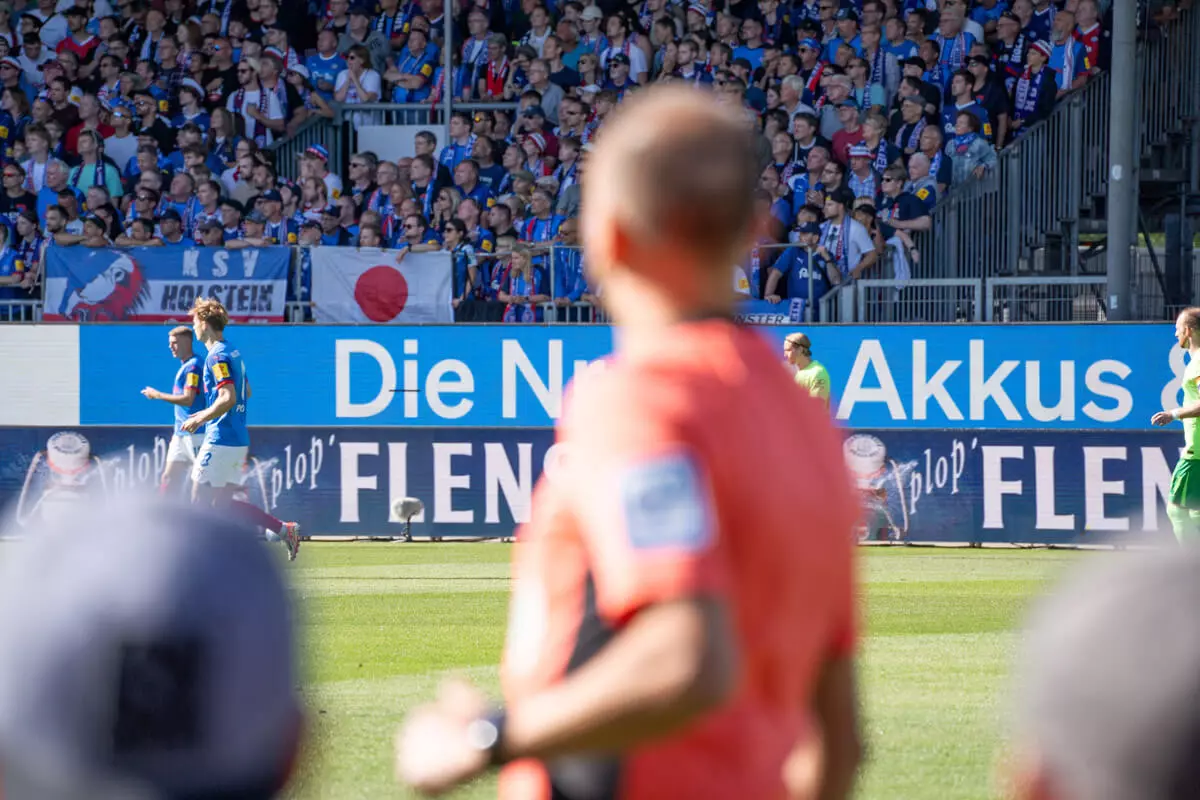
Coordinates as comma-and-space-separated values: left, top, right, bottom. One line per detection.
1016, 547, 1200, 800
0, 494, 300, 799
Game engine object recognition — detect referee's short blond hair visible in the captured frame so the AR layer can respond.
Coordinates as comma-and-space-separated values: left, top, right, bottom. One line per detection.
785, 332, 812, 355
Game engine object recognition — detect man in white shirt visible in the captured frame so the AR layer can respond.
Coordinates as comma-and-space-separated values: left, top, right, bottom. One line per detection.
102, 103, 138, 173
18, 33, 54, 89
225, 57, 284, 146
819, 187, 877, 280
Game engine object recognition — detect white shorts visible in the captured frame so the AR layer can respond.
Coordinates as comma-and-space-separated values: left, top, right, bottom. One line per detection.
166, 433, 205, 464
191, 442, 249, 488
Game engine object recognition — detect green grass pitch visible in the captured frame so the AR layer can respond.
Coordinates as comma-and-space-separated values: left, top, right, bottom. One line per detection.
283, 543, 1091, 800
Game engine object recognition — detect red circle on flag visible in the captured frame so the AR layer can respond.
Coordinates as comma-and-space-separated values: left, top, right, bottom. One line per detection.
355, 266, 409, 322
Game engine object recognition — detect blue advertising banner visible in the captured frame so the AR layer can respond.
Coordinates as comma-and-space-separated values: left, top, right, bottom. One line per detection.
0, 426, 1183, 544
78, 323, 1182, 430
43, 247, 291, 322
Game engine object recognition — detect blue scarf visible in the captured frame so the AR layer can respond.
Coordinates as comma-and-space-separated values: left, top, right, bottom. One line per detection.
1014, 66, 1049, 121
868, 45, 885, 88
502, 267, 539, 322
896, 117, 926, 151
952, 132, 978, 154
871, 142, 890, 174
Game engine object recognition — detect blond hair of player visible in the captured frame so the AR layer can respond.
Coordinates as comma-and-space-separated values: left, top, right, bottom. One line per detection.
785, 332, 832, 408
397, 86, 862, 800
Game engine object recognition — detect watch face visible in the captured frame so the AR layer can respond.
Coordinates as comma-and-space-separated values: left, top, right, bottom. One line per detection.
466, 718, 499, 751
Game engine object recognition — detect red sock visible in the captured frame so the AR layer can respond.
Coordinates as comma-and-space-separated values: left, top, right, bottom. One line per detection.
230, 500, 284, 534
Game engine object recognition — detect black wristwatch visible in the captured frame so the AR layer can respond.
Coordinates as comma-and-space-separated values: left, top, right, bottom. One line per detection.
466, 708, 507, 766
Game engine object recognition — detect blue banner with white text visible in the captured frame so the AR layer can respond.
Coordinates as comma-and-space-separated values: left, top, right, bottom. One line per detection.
43, 246, 291, 322
78, 323, 1181, 430
0, 426, 1183, 543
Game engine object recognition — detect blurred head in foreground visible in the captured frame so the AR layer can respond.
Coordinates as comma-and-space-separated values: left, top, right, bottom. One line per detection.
0, 494, 301, 800
1008, 547, 1200, 800
581, 85, 760, 324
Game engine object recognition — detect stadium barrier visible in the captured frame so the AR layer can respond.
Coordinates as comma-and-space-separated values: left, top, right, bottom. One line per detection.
986, 276, 1109, 322
3, 243, 1196, 324
0, 322, 1185, 545
9, 242, 1200, 323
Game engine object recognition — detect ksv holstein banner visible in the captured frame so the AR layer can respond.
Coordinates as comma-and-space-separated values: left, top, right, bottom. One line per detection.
311, 248, 453, 324
42, 246, 291, 322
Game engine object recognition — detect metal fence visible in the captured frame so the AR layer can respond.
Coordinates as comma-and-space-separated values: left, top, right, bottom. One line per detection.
985, 276, 1108, 322
857, 278, 983, 322
1, 243, 1190, 325
914, 5, 1199, 279
1133, 248, 1200, 321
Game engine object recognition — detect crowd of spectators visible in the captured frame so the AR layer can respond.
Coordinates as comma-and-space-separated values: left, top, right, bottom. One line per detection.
0, 0, 1136, 320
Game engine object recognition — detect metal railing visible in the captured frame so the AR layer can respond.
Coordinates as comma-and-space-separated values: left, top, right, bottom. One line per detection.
985, 276, 1108, 322
266, 113, 344, 182
1, 243, 1188, 325
914, 5, 1199, 279
0, 299, 42, 321
1134, 249, 1200, 320
858, 278, 983, 322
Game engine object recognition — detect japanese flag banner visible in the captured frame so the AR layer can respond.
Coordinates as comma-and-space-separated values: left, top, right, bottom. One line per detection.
312, 247, 453, 323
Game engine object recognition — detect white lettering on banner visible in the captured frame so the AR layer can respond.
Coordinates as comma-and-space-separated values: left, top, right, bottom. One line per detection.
1084, 446, 1128, 531
912, 340, 962, 421
1084, 360, 1133, 422
500, 340, 596, 421
982, 445, 1024, 528
336, 340, 396, 418
102, 439, 169, 492
909, 438, 972, 514
837, 339, 907, 420
969, 340, 1021, 421
503, 340, 563, 420
1034, 446, 1074, 529
427, 359, 475, 419
182, 250, 199, 277
267, 437, 325, 509
403, 340, 419, 417
485, 442, 532, 523
1141, 447, 1176, 531
1026, 361, 1074, 421
1162, 346, 1188, 412
243, 249, 258, 277
833, 339, 1142, 424
213, 250, 229, 277
340, 442, 379, 523
434, 443, 473, 523
388, 442, 425, 522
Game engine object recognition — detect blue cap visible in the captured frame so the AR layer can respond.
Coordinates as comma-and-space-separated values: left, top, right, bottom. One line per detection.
799, 37, 820, 50
303, 144, 329, 162
798, 222, 821, 235
321, 203, 340, 216
259, 189, 282, 203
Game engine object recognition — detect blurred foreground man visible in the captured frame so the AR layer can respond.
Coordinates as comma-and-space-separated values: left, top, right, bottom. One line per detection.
1007, 546, 1200, 800
397, 85, 863, 800
0, 496, 302, 799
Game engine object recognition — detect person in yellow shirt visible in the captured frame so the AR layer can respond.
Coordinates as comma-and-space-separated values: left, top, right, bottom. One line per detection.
785, 332, 832, 408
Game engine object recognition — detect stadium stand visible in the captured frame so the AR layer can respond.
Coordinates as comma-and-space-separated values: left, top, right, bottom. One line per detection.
0, 0, 1194, 324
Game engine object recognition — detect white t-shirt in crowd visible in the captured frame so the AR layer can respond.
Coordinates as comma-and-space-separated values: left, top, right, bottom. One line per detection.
225, 87, 285, 145
103, 132, 138, 171
334, 69, 382, 104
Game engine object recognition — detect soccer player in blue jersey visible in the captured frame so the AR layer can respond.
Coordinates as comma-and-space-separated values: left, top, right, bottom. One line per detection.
181, 298, 301, 561
141, 326, 207, 494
